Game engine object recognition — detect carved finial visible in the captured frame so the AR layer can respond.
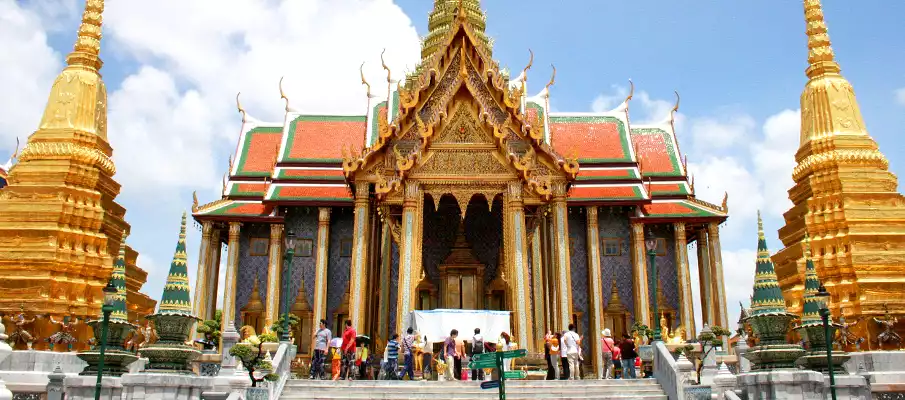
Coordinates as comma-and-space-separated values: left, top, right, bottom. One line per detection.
228, 155, 234, 174
221, 172, 228, 196
66, 0, 104, 69
670, 90, 681, 124
279, 76, 290, 112
11, 137, 19, 160
683, 155, 687, 172
192, 191, 199, 213
522, 49, 534, 81
757, 210, 763, 235
722, 191, 729, 212
236, 92, 247, 122
360, 62, 373, 98
380, 49, 391, 83
545, 64, 557, 92
689, 175, 695, 195
804, 0, 840, 78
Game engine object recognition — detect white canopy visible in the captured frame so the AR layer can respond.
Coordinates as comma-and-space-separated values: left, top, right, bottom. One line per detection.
407, 309, 511, 343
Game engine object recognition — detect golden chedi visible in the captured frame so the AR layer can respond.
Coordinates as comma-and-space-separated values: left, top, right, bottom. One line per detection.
772, 0, 905, 347
0, 0, 130, 320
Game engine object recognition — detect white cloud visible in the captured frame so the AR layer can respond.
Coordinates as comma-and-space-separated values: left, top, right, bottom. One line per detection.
895, 88, 905, 107
0, 0, 64, 150
751, 109, 799, 217
591, 85, 680, 125
687, 247, 756, 334
688, 114, 755, 152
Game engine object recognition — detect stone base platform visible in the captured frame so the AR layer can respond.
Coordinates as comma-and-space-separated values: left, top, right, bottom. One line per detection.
279, 379, 667, 400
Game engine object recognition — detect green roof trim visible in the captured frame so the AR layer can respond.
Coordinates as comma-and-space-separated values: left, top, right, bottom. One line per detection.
549, 115, 633, 163
228, 184, 267, 197
525, 101, 546, 143
157, 212, 194, 316
576, 168, 639, 181
369, 101, 388, 146
206, 202, 267, 216
631, 128, 683, 177
235, 126, 283, 178
282, 114, 367, 163
750, 211, 788, 316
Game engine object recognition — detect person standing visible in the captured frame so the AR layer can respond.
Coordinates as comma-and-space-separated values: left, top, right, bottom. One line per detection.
618, 333, 638, 379
564, 324, 582, 380
310, 319, 331, 380
341, 320, 357, 380
385, 334, 400, 380
600, 329, 615, 379
544, 331, 556, 380
557, 331, 569, 380
443, 330, 458, 381
455, 333, 466, 380
421, 335, 432, 378
400, 327, 416, 380
471, 328, 485, 381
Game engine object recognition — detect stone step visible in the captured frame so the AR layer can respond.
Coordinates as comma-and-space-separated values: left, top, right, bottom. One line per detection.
281, 394, 667, 400
286, 379, 661, 387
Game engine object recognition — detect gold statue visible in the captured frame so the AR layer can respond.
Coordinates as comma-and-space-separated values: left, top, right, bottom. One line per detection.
660, 312, 670, 341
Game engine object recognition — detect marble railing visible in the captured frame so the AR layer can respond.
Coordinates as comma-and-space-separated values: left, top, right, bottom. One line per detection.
653, 341, 684, 400
268, 343, 296, 400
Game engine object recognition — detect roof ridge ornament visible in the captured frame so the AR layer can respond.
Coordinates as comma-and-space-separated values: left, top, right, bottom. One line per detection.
279, 76, 290, 113
610, 79, 634, 113
236, 92, 247, 123
540, 64, 556, 98
360, 62, 375, 99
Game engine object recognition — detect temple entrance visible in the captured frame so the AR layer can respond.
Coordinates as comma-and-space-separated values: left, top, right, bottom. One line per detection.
439, 224, 485, 309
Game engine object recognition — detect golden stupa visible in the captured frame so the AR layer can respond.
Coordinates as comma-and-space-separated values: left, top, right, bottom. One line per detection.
772, 0, 905, 346
0, 0, 154, 325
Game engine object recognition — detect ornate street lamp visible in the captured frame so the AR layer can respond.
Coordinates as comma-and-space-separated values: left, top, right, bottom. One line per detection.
94, 279, 118, 400
645, 228, 661, 342
815, 285, 836, 400
281, 230, 297, 343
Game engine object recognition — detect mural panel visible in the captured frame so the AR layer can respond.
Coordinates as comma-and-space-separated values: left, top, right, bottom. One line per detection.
326, 208, 355, 324
235, 223, 270, 327
283, 208, 319, 311
568, 208, 590, 355
597, 208, 634, 320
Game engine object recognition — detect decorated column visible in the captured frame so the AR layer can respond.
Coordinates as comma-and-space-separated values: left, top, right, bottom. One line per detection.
312, 207, 331, 343
551, 182, 572, 329
349, 182, 371, 331
219, 221, 242, 374
205, 227, 221, 320
264, 224, 284, 332
673, 222, 696, 339
377, 218, 392, 347
586, 206, 605, 378
707, 222, 729, 346
143, 212, 201, 373
630, 222, 651, 327
396, 181, 421, 335
696, 229, 714, 325
531, 224, 545, 347
506, 182, 533, 351
192, 221, 213, 337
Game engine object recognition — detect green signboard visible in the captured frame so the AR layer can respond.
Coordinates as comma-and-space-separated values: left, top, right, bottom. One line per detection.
503, 370, 528, 379
472, 349, 529, 400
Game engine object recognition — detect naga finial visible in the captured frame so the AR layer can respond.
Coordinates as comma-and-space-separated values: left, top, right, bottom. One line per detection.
380, 49, 392, 83
192, 191, 199, 213
279, 76, 290, 112
670, 90, 681, 124
228, 155, 234, 174
236, 92, 247, 122
689, 175, 695, 195
221, 173, 228, 196
625, 79, 635, 103
545, 64, 557, 92
360, 62, 372, 98
521, 49, 534, 81
11, 137, 19, 160
722, 191, 729, 212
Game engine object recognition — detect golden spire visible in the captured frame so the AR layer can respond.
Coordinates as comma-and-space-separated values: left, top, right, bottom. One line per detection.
804, 0, 840, 79
67, 0, 105, 70
421, 0, 491, 62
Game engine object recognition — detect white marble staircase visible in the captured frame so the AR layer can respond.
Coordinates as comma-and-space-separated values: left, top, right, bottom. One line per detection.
279, 379, 668, 400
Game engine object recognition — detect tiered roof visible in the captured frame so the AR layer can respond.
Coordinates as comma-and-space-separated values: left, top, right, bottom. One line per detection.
749, 211, 789, 316
156, 212, 194, 316
193, 2, 727, 228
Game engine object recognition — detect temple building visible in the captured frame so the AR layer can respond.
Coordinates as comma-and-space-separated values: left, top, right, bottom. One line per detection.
0, 0, 156, 345
190, 0, 730, 373
771, 0, 905, 345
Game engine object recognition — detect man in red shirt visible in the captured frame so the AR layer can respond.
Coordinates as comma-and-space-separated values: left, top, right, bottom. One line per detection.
341, 320, 357, 380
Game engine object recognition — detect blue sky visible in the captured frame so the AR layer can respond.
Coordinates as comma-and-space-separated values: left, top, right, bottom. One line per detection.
2, 0, 903, 332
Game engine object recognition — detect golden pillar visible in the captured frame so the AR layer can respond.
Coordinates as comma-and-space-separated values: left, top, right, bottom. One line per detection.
377, 219, 392, 347
264, 223, 284, 332
313, 207, 331, 340
396, 182, 422, 335
531, 224, 545, 348
673, 222, 696, 339
585, 206, 605, 379
350, 183, 371, 331
707, 223, 729, 332
193, 221, 214, 333
505, 182, 533, 351
544, 213, 558, 331
630, 222, 651, 327
206, 230, 221, 320
551, 183, 572, 329
696, 229, 713, 325
221, 222, 242, 334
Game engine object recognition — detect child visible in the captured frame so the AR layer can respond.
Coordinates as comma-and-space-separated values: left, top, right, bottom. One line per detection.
330, 337, 343, 381
386, 334, 400, 380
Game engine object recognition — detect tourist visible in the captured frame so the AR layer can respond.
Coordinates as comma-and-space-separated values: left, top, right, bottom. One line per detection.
401, 327, 416, 380
618, 333, 638, 379
421, 335, 432, 378
564, 324, 582, 380
357, 340, 369, 380
385, 333, 400, 380
544, 331, 557, 380
455, 332, 466, 380
601, 329, 615, 379
341, 320, 357, 381
329, 337, 343, 381
310, 319, 331, 380
471, 328, 485, 380
499, 332, 513, 372
557, 331, 568, 380
413, 332, 423, 379
444, 329, 458, 381
612, 338, 622, 379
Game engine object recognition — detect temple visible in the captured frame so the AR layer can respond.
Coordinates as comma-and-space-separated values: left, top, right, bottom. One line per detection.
191, 0, 731, 375
0, 0, 155, 347
771, 0, 905, 344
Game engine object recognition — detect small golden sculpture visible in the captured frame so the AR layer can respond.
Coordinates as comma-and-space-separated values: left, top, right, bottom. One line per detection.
660, 312, 670, 341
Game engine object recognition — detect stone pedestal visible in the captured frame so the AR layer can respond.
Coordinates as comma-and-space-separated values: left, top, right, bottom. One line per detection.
844, 351, 905, 393
120, 372, 212, 400
142, 314, 202, 374
77, 320, 138, 377
700, 345, 719, 385
63, 375, 123, 400
827, 374, 870, 400
218, 326, 240, 377
46, 365, 65, 400
734, 339, 751, 373
712, 363, 738, 400
738, 369, 825, 400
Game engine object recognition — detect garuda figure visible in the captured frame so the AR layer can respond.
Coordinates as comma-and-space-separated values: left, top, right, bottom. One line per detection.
874, 305, 901, 349
7, 312, 36, 349
835, 315, 865, 351
47, 315, 79, 351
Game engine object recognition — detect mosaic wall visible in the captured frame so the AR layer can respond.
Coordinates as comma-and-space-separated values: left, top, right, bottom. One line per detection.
597, 209, 634, 322
648, 224, 680, 326
326, 208, 355, 324
388, 241, 399, 335
283, 208, 319, 310
567, 208, 590, 355
235, 223, 270, 328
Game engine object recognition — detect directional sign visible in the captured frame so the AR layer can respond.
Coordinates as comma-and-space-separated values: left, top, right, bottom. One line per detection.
471, 352, 497, 362
468, 359, 497, 370
480, 380, 501, 390
503, 370, 527, 379
501, 349, 528, 359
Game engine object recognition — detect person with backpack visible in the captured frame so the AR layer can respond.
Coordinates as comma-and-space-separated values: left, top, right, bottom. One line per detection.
470, 328, 485, 381
600, 329, 616, 379
618, 333, 638, 379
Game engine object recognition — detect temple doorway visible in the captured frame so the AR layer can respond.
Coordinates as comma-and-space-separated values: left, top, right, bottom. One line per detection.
420, 193, 504, 311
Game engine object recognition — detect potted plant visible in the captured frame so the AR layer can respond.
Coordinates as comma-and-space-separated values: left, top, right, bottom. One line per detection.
259, 332, 280, 353
630, 322, 653, 345
195, 310, 221, 351
230, 337, 279, 400
269, 314, 300, 343
694, 325, 731, 384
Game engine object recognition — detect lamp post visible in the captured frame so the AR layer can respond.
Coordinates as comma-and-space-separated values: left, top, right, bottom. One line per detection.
280, 230, 297, 343
645, 228, 661, 342
94, 280, 118, 400
815, 285, 836, 400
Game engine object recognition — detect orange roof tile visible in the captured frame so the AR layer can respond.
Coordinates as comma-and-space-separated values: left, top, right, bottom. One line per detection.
630, 128, 682, 177
269, 185, 352, 202
649, 183, 688, 196
576, 168, 638, 181
230, 182, 269, 197
567, 185, 643, 200
283, 115, 366, 162
276, 168, 344, 181
235, 127, 282, 177
549, 116, 631, 162
641, 201, 720, 218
